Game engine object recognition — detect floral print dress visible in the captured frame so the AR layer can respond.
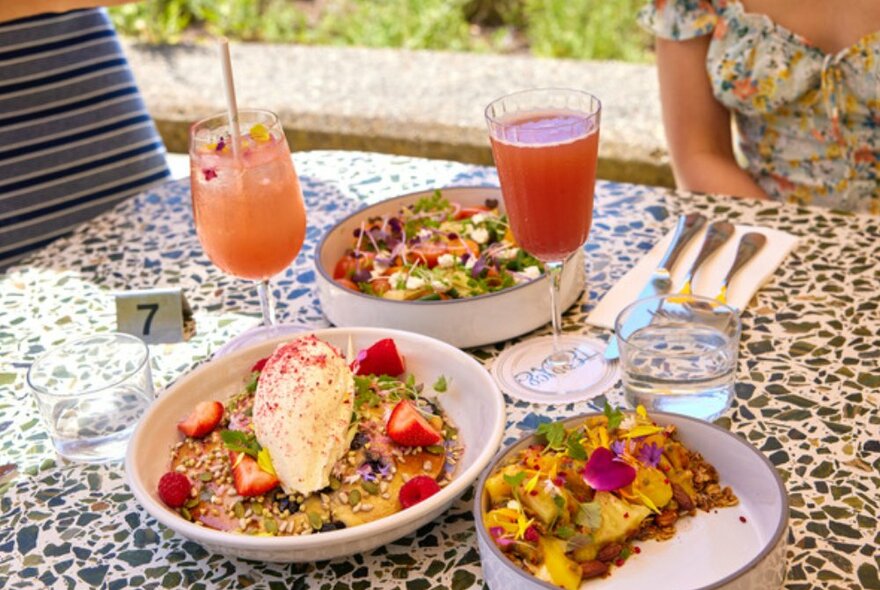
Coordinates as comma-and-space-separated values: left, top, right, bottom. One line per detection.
639, 0, 880, 213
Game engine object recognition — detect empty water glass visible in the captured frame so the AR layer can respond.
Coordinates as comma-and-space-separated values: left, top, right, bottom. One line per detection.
27, 333, 154, 463
615, 295, 740, 421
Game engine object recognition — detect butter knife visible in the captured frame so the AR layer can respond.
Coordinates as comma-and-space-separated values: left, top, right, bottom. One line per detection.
716, 232, 767, 304
678, 221, 736, 295
604, 213, 707, 360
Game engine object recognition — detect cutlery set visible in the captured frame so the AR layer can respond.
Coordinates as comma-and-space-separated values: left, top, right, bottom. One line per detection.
605, 213, 767, 360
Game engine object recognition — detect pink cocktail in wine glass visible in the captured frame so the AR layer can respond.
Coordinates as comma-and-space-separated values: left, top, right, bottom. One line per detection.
486, 88, 602, 398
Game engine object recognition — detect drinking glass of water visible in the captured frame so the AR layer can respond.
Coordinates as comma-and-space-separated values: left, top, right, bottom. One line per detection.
27, 333, 154, 463
615, 295, 740, 421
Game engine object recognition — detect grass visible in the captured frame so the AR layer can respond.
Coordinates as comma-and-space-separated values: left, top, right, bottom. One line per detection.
109, 0, 652, 62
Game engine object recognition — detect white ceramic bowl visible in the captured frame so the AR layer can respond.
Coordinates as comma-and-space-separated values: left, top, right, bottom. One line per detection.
315, 187, 585, 349
475, 412, 788, 590
126, 327, 506, 562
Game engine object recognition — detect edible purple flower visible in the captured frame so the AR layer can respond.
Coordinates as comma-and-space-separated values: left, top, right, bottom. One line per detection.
375, 461, 392, 479
460, 253, 470, 265
489, 526, 514, 548
470, 256, 487, 278
356, 463, 377, 482
582, 447, 636, 491
351, 268, 371, 283
638, 442, 663, 468
610, 440, 627, 457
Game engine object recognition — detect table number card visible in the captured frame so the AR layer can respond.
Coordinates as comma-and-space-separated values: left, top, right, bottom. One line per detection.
115, 288, 195, 344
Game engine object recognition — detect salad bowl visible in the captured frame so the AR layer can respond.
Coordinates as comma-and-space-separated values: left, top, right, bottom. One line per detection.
126, 327, 506, 562
474, 412, 788, 590
315, 187, 585, 348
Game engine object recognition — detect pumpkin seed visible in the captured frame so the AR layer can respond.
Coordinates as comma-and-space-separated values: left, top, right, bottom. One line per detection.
349, 489, 361, 507
180, 507, 192, 521
199, 472, 213, 482
264, 517, 278, 534
251, 502, 263, 515
361, 481, 379, 495
329, 475, 341, 491
308, 511, 323, 530
233, 501, 244, 518
426, 445, 445, 455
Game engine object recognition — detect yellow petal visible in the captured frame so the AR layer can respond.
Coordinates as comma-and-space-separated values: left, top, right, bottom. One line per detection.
257, 447, 276, 476
621, 425, 664, 439
525, 473, 540, 493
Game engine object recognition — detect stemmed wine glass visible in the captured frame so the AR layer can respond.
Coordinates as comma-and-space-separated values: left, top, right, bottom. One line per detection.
486, 88, 607, 401
189, 109, 307, 352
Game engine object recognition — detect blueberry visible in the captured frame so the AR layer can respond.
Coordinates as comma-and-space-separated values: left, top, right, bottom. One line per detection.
350, 432, 369, 450
319, 521, 346, 533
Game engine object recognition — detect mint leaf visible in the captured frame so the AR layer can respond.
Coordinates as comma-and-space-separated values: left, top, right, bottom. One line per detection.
575, 501, 603, 530
432, 375, 448, 393
604, 402, 624, 431
566, 435, 587, 461
536, 421, 566, 450
503, 471, 527, 489
219, 430, 260, 458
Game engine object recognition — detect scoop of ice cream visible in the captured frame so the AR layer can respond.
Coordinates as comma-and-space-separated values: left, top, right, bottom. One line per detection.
253, 335, 354, 495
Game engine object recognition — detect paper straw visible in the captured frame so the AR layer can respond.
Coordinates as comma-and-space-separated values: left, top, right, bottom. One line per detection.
217, 38, 241, 160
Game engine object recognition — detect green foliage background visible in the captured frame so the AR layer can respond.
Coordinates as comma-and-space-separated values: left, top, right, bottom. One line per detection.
109, 0, 651, 62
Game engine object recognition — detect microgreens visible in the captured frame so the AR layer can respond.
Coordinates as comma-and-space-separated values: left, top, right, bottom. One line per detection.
503, 471, 527, 489
432, 375, 447, 392
536, 421, 567, 451
604, 402, 624, 431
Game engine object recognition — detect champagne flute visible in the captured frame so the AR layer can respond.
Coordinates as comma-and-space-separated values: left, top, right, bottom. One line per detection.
189, 109, 307, 350
486, 88, 606, 401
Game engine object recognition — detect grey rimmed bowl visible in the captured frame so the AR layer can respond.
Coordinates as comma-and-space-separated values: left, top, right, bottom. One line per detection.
315, 187, 584, 349
474, 412, 788, 590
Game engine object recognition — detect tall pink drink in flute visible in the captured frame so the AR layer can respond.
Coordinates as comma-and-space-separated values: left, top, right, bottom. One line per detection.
489, 111, 599, 262
485, 89, 602, 399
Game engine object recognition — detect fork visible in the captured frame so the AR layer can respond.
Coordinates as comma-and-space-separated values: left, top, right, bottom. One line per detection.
716, 232, 767, 304
678, 221, 735, 295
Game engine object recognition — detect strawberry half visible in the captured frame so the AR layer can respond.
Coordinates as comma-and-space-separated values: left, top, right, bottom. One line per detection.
352, 338, 406, 376
177, 401, 224, 439
229, 451, 279, 497
386, 400, 443, 447
250, 356, 269, 373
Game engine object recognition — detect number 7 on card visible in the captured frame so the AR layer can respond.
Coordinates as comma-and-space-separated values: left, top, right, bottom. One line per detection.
115, 288, 193, 344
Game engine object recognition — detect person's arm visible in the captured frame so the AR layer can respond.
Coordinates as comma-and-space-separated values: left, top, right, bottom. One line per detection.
0, 1, 134, 23
655, 36, 769, 200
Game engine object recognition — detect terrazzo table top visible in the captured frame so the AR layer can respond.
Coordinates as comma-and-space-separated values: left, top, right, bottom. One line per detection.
1, 151, 877, 590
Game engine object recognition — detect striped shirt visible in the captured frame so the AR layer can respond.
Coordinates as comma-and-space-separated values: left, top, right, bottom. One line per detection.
0, 9, 169, 271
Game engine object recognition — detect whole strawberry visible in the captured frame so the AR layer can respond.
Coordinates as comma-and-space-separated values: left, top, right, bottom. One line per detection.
157, 472, 192, 508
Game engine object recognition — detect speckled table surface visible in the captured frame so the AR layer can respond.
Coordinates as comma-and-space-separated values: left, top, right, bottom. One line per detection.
1, 151, 877, 590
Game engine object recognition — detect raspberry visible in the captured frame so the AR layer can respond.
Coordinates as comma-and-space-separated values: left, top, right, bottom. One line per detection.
399, 475, 441, 509
158, 472, 192, 508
